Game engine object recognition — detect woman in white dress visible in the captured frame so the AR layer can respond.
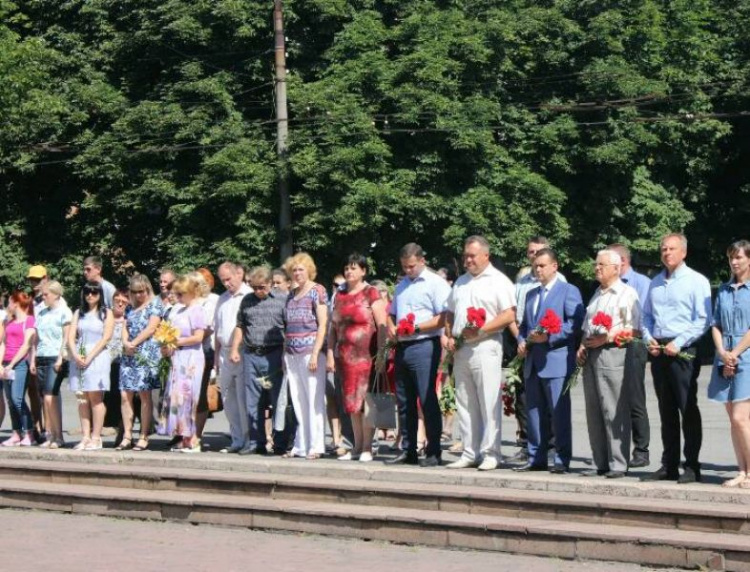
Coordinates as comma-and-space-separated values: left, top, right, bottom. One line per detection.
67, 282, 114, 450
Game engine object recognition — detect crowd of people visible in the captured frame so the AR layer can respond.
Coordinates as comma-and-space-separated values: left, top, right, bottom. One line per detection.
0, 233, 746, 488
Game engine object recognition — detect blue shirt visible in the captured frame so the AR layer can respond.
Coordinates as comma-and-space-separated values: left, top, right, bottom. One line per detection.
390, 268, 451, 340
621, 267, 650, 311
642, 263, 711, 349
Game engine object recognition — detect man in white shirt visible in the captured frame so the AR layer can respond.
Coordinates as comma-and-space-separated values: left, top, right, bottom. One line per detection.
83, 256, 115, 309
576, 249, 641, 478
443, 236, 516, 470
214, 262, 251, 453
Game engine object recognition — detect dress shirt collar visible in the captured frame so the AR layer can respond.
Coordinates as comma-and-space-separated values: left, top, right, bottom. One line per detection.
472, 263, 498, 280
621, 268, 636, 283
539, 274, 559, 294
406, 268, 429, 284
664, 262, 688, 280
597, 278, 625, 296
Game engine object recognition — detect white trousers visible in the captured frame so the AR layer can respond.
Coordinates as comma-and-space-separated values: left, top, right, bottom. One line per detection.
284, 352, 326, 456
454, 338, 503, 463
218, 349, 248, 448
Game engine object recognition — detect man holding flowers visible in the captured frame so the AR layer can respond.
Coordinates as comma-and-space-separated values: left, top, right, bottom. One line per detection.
443, 236, 516, 471
577, 249, 641, 478
515, 248, 584, 473
386, 243, 451, 467
642, 233, 711, 484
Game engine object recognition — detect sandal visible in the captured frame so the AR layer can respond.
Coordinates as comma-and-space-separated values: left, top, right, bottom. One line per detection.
115, 438, 133, 451
73, 438, 91, 451
84, 438, 103, 451
132, 438, 149, 451
306, 452, 320, 460
723, 473, 747, 488
49, 439, 65, 450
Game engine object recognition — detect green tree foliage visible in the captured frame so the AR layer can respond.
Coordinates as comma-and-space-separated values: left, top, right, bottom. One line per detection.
0, 0, 747, 295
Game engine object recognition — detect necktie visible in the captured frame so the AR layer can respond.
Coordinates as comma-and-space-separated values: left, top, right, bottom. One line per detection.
535, 287, 546, 320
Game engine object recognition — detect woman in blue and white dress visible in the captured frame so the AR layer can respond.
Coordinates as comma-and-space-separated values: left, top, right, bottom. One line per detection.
118, 273, 162, 451
67, 282, 114, 451
708, 239, 750, 488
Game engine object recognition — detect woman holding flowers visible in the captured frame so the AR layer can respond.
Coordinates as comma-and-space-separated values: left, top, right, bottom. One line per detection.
118, 273, 162, 451
284, 253, 328, 459
159, 274, 207, 452
0, 290, 37, 447
67, 282, 114, 451
707, 240, 750, 488
327, 254, 387, 462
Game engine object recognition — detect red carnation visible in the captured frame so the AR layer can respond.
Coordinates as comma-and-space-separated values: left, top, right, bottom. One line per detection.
466, 306, 486, 329
613, 330, 634, 348
537, 309, 562, 335
591, 311, 613, 332
396, 315, 416, 336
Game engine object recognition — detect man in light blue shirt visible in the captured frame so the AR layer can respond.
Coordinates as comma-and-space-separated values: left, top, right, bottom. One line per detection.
609, 243, 652, 467
641, 233, 711, 484
386, 243, 451, 467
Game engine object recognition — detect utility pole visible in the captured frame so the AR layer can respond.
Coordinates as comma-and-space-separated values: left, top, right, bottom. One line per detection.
274, 0, 292, 260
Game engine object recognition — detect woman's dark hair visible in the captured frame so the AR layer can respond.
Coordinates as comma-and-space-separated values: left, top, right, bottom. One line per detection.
80, 281, 106, 321
343, 253, 369, 274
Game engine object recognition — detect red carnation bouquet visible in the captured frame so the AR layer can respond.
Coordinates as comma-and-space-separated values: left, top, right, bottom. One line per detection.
590, 311, 613, 334
396, 313, 416, 336
466, 307, 487, 330
441, 306, 487, 372
535, 308, 563, 336
376, 313, 417, 371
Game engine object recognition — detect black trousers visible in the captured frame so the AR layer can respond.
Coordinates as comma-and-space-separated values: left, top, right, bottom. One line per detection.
627, 344, 650, 456
651, 350, 702, 471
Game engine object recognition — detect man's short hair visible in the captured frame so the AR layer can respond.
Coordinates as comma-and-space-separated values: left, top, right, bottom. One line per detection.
534, 247, 558, 263
159, 267, 176, 279
83, 255, 103, 269
527, 235, 550, 246
660, 232, 688, 250
464, 235, 491, 253
607, 243, 631, 262
218, 261, 244, 275
399, 243, 424, 259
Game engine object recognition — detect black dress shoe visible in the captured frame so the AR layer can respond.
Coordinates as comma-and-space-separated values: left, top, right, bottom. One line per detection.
549, 463, 569, 474
629, 454, 650, 468
512, 462, 547, 472
420, 455, 441, 468
605, 470, 627, 479
677, 467, 701, 484
580, 469, 607, 477
385, 451, 418, 465
641, 466, 678, 481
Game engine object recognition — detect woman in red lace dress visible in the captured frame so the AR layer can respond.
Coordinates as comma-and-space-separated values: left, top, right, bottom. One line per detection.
326, 254, 387, 462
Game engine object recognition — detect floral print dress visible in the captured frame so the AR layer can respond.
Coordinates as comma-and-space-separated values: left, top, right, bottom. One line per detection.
158, 304, 206, 437
119, 298, 162, 391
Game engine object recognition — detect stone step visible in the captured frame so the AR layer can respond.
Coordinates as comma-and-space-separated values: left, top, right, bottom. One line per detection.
0, 447, 746, 505
0, 458, 748, 537
0, 477, 746, 570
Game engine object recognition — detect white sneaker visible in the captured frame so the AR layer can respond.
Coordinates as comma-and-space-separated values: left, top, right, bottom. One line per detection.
477, 457, 499, 471
338, 451, 359, 461
359, 451, 373, 463
446, 458, 477, 469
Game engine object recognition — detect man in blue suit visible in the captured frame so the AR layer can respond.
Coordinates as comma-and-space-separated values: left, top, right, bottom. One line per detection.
514, 248, 584, 473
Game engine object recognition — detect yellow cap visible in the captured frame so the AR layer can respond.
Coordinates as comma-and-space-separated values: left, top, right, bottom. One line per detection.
27, 265, 47, 279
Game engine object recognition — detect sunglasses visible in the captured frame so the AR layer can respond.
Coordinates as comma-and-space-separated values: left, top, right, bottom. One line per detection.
83, 289, 101, 296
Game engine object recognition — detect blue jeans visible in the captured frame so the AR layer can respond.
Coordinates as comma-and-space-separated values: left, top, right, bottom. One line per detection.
243, 347, 286, 451
394, 337, 443, 458
3, 360, 31, 432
